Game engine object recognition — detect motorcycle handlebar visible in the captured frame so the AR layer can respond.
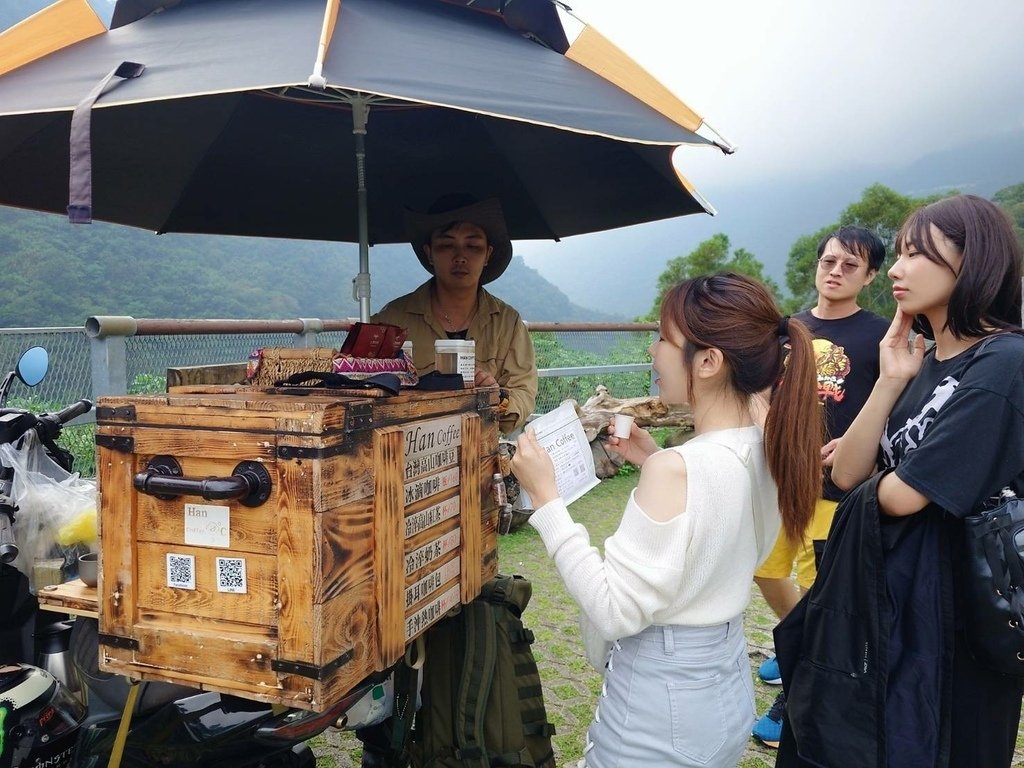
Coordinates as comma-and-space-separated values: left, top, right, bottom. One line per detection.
35, 399, 93, 440
52, 399, 93, 425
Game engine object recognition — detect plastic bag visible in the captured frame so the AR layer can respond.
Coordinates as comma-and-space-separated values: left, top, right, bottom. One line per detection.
1, 431, 97, 592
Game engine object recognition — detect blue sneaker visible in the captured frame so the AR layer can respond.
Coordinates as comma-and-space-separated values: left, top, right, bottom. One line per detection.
757, 655, 782, 685
751, 691, 786, 748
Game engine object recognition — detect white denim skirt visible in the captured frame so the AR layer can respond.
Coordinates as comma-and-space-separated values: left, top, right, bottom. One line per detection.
579, 617, 755, 768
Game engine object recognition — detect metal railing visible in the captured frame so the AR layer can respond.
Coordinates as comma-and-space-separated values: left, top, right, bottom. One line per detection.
0, 317, 658, 475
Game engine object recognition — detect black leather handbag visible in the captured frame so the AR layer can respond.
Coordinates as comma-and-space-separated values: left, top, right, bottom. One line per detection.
962, 489, 1024, 677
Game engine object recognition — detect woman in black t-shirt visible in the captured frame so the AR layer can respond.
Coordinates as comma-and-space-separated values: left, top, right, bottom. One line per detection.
780, 195, 1024, 768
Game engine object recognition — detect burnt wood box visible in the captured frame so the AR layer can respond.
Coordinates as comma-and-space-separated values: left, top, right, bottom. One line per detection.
94, 385, 500, 711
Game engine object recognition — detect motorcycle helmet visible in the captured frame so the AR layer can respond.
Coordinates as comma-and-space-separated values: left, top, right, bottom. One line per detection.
0, 664, 85, 768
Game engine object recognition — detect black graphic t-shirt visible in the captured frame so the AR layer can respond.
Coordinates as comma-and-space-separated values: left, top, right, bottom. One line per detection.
795, 308, 889, 500
883, 333, 1024, 514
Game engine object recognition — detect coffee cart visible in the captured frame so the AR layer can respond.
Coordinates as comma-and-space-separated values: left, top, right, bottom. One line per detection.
90, 368, 500, 713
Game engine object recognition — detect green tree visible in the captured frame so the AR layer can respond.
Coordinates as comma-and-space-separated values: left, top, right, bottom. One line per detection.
784, 183, 954, 317
643, 234, 782, 320
993, 182, 1024, 248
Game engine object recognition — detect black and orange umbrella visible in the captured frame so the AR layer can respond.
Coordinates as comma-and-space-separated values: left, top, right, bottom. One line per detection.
0, 0, 733, 319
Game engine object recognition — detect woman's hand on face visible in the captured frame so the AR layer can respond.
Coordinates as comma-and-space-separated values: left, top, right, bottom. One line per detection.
879, 307, 925, 383
603, 419, 659, 466
511, 429, 560, 508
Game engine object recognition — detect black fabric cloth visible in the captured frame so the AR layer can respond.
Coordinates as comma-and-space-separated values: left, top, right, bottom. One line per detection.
777, 333, 1024, 768
774, 473, 889, 768
794, 308, 889, 501
411, 371, 467, 391
272, 371, 401, 395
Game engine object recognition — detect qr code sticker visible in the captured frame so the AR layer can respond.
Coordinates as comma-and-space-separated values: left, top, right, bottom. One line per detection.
166, 553, 196, 590
216, 557, 247, 594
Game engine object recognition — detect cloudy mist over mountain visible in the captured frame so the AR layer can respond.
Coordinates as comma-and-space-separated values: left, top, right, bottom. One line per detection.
519, 130, 1024, 319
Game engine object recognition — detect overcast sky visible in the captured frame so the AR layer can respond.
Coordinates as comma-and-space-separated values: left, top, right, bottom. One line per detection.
72, 0, 1024, 193
568, 0, 1024, 190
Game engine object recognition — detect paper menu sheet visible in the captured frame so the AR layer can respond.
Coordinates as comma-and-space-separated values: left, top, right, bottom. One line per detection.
519, 401, 600, 508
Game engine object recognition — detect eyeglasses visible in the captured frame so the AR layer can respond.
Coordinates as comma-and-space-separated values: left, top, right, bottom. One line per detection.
817, 256, 863, 275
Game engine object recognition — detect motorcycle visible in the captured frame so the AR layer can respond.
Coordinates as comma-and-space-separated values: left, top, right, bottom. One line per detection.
0, 347, 387, 768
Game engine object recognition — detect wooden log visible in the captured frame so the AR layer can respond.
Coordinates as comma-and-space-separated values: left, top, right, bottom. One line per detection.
166, 363, 248, 389
576, 385, 693, 439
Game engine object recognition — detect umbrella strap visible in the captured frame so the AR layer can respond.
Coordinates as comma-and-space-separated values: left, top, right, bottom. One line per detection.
68, 61, 146, 224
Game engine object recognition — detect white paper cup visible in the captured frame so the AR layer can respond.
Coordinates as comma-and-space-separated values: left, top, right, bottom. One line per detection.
612, 414, 635, 439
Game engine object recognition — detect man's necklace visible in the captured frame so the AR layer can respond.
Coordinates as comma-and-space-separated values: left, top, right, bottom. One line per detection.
436, 299, 476, 331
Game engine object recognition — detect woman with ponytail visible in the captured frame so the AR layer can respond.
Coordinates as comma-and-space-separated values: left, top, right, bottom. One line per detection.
511, 272, 822, 767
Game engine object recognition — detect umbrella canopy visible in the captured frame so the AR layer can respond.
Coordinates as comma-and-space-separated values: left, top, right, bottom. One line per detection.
0, 0, 733, 317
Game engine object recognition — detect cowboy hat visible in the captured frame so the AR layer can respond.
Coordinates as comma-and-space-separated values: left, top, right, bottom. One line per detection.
404, 195, 512, 284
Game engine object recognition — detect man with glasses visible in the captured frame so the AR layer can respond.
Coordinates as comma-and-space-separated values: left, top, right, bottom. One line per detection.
751, 226, 889, 747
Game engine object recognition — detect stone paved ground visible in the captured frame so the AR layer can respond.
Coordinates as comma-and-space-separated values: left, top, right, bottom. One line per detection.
310, 472, 1024, 767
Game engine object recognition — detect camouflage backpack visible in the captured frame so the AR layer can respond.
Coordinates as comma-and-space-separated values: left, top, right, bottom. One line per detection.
386, 574, 556, 768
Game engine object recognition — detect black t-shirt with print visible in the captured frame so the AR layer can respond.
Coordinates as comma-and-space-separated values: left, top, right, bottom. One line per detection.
795, 308, 889, 500
883, 332, 1024, 514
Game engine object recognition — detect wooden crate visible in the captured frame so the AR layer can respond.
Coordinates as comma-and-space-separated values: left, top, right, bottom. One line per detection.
94, 385, 500, 711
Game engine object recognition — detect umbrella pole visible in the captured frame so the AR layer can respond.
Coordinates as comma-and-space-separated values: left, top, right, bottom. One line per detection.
352, 96, 371, 323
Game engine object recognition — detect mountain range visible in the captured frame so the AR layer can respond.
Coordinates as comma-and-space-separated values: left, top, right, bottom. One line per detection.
0, 205, 621, 327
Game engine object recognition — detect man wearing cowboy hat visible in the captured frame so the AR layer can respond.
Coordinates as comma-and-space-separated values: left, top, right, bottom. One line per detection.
372, 194, 537, 434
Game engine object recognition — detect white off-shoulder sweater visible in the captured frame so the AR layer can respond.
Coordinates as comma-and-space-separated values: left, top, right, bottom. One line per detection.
529, 426, 781, 649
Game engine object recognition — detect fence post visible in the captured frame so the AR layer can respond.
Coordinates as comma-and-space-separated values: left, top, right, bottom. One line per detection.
85, 316, 135, 398
297, 318, 324, 348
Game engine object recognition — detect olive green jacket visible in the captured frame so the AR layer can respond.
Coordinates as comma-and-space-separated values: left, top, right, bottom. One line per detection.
372, 280, 537, 433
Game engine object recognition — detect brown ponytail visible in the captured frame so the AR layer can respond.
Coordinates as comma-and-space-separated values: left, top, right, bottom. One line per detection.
661, 273, 822, 541
763, 316, 822, 541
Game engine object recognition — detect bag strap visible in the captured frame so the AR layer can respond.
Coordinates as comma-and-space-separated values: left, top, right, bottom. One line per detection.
971, 500, 1024, 619
383, 658, 420, 768
371, 638, 425, 768
481, 573, 531, 615
453, 600, 496, 767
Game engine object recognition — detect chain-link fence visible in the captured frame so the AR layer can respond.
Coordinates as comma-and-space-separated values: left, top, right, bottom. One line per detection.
0, 327, 95, 475
532, 328, 655, 413
0, 321, 656, 477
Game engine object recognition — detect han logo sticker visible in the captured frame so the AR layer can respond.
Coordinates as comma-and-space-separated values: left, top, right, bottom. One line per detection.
184, 503, 230, 548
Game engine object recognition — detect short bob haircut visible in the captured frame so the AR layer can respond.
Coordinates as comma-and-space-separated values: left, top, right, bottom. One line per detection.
895, 194, 1022, 340
816, 225, 886, 273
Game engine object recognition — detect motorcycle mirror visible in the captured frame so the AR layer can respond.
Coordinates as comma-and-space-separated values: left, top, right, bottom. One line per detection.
16, 347, 48, 387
